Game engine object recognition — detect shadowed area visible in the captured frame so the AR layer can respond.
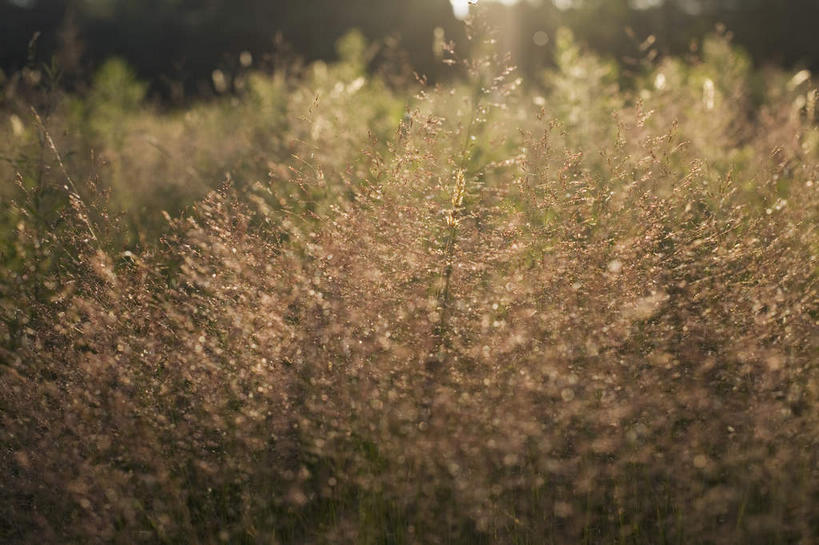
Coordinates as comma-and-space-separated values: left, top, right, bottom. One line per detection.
2, 0, 819, 100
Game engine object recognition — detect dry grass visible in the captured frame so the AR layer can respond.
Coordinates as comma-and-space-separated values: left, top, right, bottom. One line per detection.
1, 22, 817, 545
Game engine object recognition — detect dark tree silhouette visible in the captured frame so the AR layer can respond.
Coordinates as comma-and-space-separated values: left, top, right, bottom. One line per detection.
2, 0, 817, 99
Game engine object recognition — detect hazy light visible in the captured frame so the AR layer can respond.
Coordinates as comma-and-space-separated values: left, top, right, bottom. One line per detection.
450, 0, 676, 18
451, 0, 472, 19
533, 30, 549, 46
630, 0, 663, 8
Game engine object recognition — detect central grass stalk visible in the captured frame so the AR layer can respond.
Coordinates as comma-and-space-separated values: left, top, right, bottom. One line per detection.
435, 167, 466, 358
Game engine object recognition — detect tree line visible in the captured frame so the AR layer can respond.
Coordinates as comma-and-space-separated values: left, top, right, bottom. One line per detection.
2, 0, 817, 100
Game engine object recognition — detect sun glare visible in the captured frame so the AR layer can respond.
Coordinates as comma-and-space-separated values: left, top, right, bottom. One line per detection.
451, 0, 529, 19
450, 0, 472, 19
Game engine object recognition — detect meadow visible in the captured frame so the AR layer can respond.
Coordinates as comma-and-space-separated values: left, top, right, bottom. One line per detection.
1, 21, 817, 544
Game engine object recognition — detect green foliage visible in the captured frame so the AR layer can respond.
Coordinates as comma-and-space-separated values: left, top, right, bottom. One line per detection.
82, 58, 147, 144
335, 29, 369, 77
89, 58, 147, 112
546, 27, 623, 149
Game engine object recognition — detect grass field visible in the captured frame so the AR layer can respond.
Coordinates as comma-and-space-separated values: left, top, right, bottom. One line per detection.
1, 23, 818, 544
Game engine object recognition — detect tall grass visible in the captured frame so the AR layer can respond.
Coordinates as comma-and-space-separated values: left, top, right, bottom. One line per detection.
1, 20, 817, 545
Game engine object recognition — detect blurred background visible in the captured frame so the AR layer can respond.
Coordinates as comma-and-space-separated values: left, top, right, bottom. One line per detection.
2, 0, 818, 102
